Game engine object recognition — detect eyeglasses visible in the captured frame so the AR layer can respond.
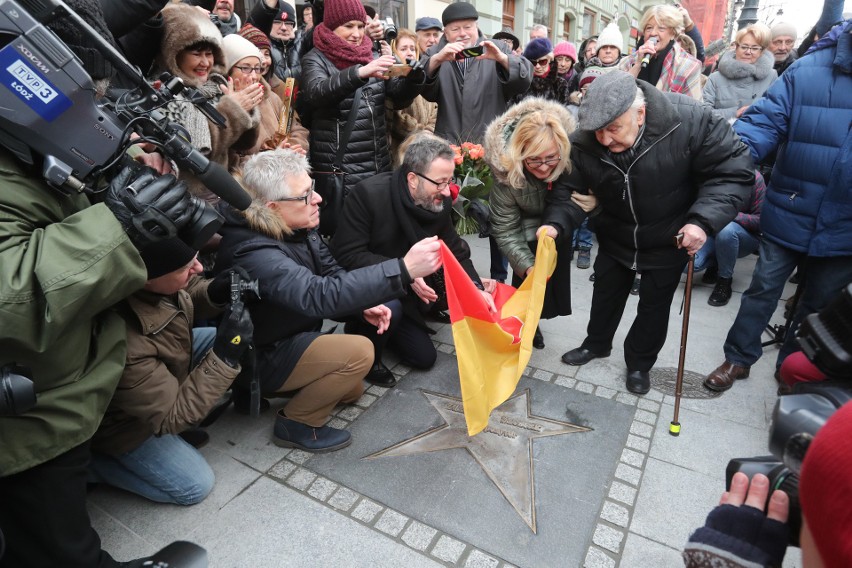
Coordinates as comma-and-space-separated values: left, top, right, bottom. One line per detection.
643, 24, 670, 35
524, 155, 560, 168
736, 44, 763, 52
772, 38, 795, 46
532, 58, 551, 68
414, 172, 451, 191
276, 180, 315, 205
233, 64, 263, 74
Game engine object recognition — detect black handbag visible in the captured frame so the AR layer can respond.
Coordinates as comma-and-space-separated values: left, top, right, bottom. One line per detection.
314, 86, 363, 236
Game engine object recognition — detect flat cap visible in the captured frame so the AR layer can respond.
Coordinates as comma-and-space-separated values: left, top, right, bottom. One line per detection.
442, 2, 479, 26
578, 70, 638, 131
492, 30, 519, 51
416, 17, 443, 32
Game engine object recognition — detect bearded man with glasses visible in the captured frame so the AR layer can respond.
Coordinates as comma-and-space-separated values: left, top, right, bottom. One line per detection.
332, 134, 498, 385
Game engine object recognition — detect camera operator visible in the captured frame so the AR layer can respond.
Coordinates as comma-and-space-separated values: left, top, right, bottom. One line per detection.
88, 242, 253, 506
0, 2, 213, 566
684, 401, 852, 567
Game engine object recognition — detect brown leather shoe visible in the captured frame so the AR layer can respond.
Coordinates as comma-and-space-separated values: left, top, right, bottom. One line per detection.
704, 361, 750, 392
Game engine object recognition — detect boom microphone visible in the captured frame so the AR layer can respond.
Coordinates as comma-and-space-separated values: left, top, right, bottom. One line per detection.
640, 37, 659, 68
196, 161, 252, 210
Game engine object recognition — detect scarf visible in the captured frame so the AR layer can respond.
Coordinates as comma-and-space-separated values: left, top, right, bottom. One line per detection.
389, 169, 450, 244
312, 23, 373, 70
638, 39, 674, 87
217, 15, 239, 37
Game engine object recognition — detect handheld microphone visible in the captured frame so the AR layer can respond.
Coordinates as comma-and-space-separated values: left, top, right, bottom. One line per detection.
640, 37, 659, 68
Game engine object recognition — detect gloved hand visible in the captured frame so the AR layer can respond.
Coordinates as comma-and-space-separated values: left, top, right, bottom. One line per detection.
207, 267, 252, 305
104, 164, 194, 249
212, 301, 253, 368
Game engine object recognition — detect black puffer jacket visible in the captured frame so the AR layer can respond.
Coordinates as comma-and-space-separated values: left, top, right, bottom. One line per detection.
544, 81, 754, 270
270, 34, 303, 82
301, 49, 422, 195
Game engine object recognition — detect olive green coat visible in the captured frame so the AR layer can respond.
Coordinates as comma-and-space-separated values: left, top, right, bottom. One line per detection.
0, 151, 147, 476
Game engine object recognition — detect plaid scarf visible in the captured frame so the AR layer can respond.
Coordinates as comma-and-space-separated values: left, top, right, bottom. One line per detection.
622, 42, 702, 100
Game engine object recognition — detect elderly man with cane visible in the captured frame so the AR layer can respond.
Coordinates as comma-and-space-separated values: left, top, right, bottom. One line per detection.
544, 70, 753, 395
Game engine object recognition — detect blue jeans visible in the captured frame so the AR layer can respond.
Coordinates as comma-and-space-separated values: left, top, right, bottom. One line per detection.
693, 222, 760, 278
723, 239, 852, 369
572, 218, 593, 250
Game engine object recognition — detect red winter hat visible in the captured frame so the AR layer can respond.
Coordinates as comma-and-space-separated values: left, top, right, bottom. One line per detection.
322, 0, 366, 31
799, 401, 852, 566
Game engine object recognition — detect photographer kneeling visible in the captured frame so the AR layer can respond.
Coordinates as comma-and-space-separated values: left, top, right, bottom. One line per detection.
89, 241, 253, 505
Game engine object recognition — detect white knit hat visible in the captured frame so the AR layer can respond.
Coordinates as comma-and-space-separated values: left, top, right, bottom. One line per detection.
222, 33, 263, 73
596, 22, 623, 54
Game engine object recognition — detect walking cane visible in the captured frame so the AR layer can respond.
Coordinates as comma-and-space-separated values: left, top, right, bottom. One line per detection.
670, 233, 694, 437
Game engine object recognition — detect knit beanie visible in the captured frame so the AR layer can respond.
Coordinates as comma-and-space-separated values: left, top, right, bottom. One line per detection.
578, 65, 605, 88
523, 38, 553, 61
596, 22, 623, 54
442, 2, 479, 26
140, 238, 198, 279
799, 401, 852, 567
770, 22, 797, 40
222, 34, 263, 72
47, 0, 119, 80
276, 2, 297, 25
553, 41, 577, 62
239, 24, 271, 52
322, 0, 366, 31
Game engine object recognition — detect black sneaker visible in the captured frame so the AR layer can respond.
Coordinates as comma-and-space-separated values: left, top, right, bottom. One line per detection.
364, 362, 397, 387
708, 277, 733, 307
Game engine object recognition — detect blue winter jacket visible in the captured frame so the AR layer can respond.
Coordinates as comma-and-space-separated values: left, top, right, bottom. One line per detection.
734, 20, 852, 257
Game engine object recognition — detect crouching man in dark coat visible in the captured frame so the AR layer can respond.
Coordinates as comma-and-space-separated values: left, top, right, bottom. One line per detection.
545, 70, 754, 395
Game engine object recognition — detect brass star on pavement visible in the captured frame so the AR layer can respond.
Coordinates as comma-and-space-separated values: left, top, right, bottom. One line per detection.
364, 389, 592, 532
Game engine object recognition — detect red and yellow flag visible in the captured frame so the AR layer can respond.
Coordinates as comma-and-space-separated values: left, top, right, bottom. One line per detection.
441, 235, 557, 436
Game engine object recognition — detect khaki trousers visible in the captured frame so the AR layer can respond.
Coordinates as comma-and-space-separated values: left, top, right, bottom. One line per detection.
275, 334, 372, 426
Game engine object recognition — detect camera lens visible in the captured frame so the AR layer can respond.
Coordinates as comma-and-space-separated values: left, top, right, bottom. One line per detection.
182, 197, 224, 249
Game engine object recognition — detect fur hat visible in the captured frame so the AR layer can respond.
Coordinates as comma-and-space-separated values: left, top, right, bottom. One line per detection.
140, 238, 198, 279
222, 34, 263, 72
322, 0, 366, 31
578, 69, 637, 131
442, 2, 479, 26
239, 24, 271, 52
770, 22, 797, 40
553, 41, 578, 62
276, 2, 297, 25
800, 401, 852, 566
523, 37, 553, 61
157, 5, 225, 87
596, 22, 623, 54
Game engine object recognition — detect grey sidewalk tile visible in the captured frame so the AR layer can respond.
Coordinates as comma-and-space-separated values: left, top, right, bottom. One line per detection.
620, 533, 685, 568
464, 549, 499, 568
327, 487, 360, 511
267, 459, 297, 480
89, 504, 153, 562
575, 381, 595, 394
401, 521, 438, 551
615, 462, 642, 486
626, 434, 650, 453
608, 481, 637, 506
374, 509, 409, 537
583, 546, 616, 568
634, 409, 658, 425
286, 449, 312, 465
637, 399, 661, 413
594, 386, 617, 399
367, 384, 391, 396
351, 499, 383, 524
337, 405, 364, 421
285, 467, 316, 491
630, 420, 654, 438
593, 524, 625, 554
555, 376, 577, 388
307, 477, 338, 501
437, 343, 455, 354
616, 392, 639, 406
328, 417, 349, 429
355, 393, 379, 408
621, 448, 646, 468
600, 501, 630, 528
431, 535, 467, 563
533, 369, 554, 382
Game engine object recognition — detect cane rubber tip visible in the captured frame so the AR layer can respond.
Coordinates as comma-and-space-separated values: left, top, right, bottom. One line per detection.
669, 422, 681, 436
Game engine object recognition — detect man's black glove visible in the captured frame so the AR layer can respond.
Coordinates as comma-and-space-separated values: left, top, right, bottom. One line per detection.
207, 267, 252, 305
212, 301, 253, 368
104, 165, 194, 250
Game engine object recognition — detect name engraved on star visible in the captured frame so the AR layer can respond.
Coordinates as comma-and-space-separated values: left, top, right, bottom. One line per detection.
499, 416, 544, 432
443, 403, 517, 438
482, 426, 517, 439
445, 403, 465, 414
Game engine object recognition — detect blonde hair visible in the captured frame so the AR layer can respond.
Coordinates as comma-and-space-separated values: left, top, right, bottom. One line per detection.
501, 110, 571, 189
735, 23, 771, 49
393, 28, 420, 60
676, 33, 696, 56
639, 5, 684, 36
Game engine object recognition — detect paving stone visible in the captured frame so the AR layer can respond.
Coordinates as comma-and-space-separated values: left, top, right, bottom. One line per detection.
432, 535, 467, 563
438, 343, 455, 354
307, 477, 338, 501
555, 376, 577, 388
620, 448, 645, 468
575, 381, 595, 393
464, 549, 499, 568
620, 533, 684, 568
401, 521, 437, 551
355, 393, 378, 408
267, 459, 296, 480
374, 509, 409, 537
523, 366, 533, 376
615, 463, 642, 486
351, 499, 383, 524
634, 409, 657, 425
593, 524, 624, 554
608, 481, 637, 506
285, 467, 316, 491
583, 546, 616, 568
643, 389, 664, 402
637, 399, 661, 413
392, 364, 412, 376
337, 406, 363, 421
626, 434, 651, 453
327, 417, 349, 429
367, 385, 390, 396
327, 487, 359, 511
533, 369, 554, 382
287, 450, 312, 465
630, 420, 654, 438
594, 386, 617, 399
600, 501, 629, 528
616, 392, 639, 406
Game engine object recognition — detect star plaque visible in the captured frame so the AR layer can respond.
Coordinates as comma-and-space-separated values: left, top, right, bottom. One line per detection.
364, 389, 592, 532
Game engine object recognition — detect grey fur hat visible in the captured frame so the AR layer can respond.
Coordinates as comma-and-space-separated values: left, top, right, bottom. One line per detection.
578, 70, 637, 131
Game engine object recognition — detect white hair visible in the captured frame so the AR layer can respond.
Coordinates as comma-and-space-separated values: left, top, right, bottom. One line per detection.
630, 87, 646, 112
241, 149, 311, 201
